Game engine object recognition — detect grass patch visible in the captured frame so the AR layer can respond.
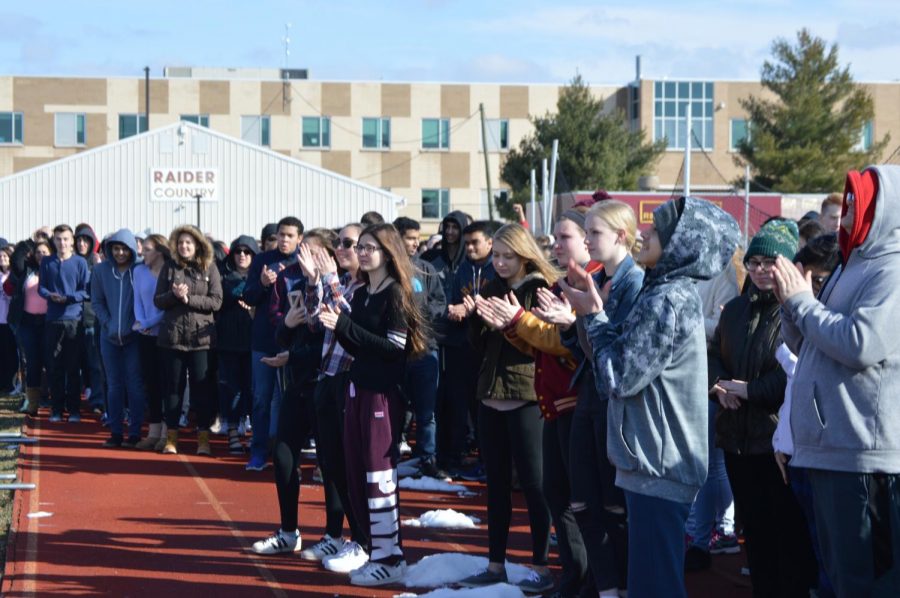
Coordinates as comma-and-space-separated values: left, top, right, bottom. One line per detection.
0, 393, 25, 576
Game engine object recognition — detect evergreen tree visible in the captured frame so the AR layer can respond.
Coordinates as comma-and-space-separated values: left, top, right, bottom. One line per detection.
738, 29, 888, 192
500, 75, 664, 218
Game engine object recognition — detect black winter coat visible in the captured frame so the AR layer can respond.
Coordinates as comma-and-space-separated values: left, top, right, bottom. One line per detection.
709, 285, 785, 455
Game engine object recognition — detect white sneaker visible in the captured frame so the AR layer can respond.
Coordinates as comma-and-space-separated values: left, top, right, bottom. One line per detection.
349, 560, 406, 587
250, 529, 301, 555
399, 441, 412, 455
209, 417, 223, 435
299, 534, 344, 561
322, 540, 369, 573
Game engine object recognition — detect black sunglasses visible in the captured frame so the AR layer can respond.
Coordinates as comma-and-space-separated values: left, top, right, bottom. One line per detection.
333, 238, 356, 250
234, 248, 254, 256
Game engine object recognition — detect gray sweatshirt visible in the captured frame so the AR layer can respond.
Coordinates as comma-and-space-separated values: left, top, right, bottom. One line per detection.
783, 165, 900, 474
586, 197, 740, 503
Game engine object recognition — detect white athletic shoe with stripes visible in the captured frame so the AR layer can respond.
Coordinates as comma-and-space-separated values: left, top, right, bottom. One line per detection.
349, 560, 407, 587
299, 534, 344, 561
322, 540, 369, 573
250, 529, 301, 554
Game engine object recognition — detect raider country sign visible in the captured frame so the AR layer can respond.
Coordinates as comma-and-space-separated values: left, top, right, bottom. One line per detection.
149, 168, 219, 202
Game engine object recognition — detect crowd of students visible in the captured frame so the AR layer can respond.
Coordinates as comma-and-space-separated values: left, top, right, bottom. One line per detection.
0, 164, 898, 596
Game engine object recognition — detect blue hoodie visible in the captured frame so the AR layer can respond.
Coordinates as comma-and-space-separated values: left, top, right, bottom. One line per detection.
91, 229, 139, 345
585, 197, 740, 503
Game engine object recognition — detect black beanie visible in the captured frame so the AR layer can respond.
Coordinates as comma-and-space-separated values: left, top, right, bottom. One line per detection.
653, 197, 685, 250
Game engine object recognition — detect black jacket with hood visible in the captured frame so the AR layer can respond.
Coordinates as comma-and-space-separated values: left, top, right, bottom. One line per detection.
75, 224, 99, 329
424, 210, 471, 306
216, 235, 259, 352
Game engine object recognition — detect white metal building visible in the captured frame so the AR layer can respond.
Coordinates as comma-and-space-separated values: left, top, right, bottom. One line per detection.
0, 121, 404, 242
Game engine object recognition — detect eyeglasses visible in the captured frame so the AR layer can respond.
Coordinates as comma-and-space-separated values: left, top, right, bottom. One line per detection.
333, 238, 357, 250
746, 258, 777, 271
354, 244, 381, 256
234, 248, 253, 256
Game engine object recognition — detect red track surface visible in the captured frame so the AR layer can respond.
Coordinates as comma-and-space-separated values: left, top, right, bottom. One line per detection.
2, 413, 752, 597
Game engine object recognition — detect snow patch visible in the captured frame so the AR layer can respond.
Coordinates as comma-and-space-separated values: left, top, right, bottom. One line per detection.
403, 552, 535, 588
399, 476, 467, 493
402, 509, 480, 529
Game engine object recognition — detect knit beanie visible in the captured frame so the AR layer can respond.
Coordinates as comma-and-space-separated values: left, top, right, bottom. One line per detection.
653, 197, 685, 250
746, 219, 799, 261
260, 223, 278, 241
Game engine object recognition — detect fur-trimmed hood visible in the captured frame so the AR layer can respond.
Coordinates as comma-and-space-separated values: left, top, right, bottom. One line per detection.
168, 225, 215, 272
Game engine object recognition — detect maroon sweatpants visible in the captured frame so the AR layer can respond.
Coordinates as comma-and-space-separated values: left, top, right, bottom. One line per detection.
343, 382, 404, 564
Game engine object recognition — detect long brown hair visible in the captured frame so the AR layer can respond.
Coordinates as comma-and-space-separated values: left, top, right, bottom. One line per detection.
492, 223, 561, 284
359, 223, 429, 357
144, 233, 172, 262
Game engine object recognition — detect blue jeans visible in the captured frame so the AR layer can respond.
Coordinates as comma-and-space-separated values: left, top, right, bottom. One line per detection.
218, 351, 251, 429
403, 351, 438, 459
100, 336, 145, 437
625, 490, 690, 598
250, 350, 282, 458
82, 326, 106, 410
686, 400, 735, 549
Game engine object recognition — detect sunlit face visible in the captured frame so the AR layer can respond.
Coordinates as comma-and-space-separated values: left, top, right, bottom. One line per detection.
841, 196, 855, 234
110, 243, 132, 266
355, 233, 385, 273
584, 215, 623, 264
820, 204, 842, 233
637, 225, 663, 268
0, 252, 9, 272
35, 244, 51, 260
553, 219, 589, 266
233, 246, 253, 270
401, 229, 420, 257
464, 232, 492, 262
177, 233, 196, 260
443, 221, 461, 245
76, 237, 92, 256
335, 226, 360, 271
491, 239, 526, 282
53, 230, 74, 256
277, 225, 301, 255
142, 241, 161, 268
745, 255, 777, 291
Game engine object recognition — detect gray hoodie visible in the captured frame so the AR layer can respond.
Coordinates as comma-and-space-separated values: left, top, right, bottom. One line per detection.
91, 229, 138, 346
783, 165, 900, 474
585, 197, 740, 503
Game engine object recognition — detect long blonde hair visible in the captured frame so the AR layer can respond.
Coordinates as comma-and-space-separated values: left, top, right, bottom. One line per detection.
492, 223, 561, 284
586, 200, 638, 252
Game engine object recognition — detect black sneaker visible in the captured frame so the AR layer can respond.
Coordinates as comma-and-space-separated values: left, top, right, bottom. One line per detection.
457, 463, 486, 482
685, 545, 712, 572
103, 434, 123, 448
416, 457, 451, 481
458, 568, 508, 587
121, 436, 140, 448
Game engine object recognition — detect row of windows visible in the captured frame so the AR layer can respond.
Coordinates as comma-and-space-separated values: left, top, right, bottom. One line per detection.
0, 111, 511, 151
653, 80, 715, 150
420, 188, 509, 220
727, 118, 873, 152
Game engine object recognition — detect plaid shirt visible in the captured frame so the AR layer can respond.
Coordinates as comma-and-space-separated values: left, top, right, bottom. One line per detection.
305, 271, 365, 378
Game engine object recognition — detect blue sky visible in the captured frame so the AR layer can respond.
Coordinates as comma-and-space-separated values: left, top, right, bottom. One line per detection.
2, 0, 899, 84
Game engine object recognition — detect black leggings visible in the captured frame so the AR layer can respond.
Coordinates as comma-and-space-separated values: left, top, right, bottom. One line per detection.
314, 372, 367, 544
163, 348, 212, 430
544, 412, 589, 595
138, 334, 164, 424
273, 381, 314, 532
479, 401, 551, 566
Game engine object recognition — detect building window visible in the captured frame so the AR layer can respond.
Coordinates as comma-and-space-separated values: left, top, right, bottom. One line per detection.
54, 113, 86, 147
0, 112, 24, 144
362, 117, 390, 149
852, 120, 874, 152
653, 81, 714, 150
241, 115, 271, 146
482, 119, 509, 151
422, 118, 450, 150
629, 83, 640, 132
422, 188, 450, 219
302, 116, 331, 148
180, 114, 210, 127
730, 118, 750, 152
118, 114, 147, 139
